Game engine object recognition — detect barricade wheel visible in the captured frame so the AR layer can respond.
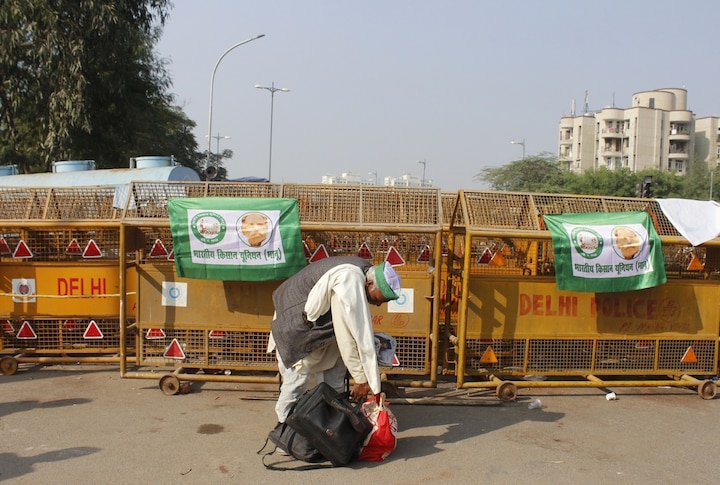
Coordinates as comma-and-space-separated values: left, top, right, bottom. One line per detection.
496, 381, 517, 401
0, 357, 18, 375
159, 374, 181, 396
697, 379, 717, 400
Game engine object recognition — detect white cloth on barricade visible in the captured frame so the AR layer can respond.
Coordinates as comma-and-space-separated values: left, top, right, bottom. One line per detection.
655, 198, 720, 246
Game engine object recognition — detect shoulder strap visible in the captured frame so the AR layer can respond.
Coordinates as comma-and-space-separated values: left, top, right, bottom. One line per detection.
261, 452, 335, 471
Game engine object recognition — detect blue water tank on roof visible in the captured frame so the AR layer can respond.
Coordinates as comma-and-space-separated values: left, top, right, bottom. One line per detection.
0, 157, 200, 187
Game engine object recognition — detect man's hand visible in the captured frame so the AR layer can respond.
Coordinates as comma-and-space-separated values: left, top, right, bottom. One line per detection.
350, 382, 371, 402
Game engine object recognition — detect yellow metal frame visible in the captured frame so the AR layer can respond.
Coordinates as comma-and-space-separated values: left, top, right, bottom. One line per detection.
117, 182, 445, 391
447, 190, 720, 399
0, 187, 136, 372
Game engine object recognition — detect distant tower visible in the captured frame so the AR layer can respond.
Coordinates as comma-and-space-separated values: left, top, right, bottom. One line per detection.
571, 98, 576, 117
583, 90, 589, 114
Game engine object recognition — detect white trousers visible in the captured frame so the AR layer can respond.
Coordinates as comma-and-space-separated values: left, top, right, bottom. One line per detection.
274, 347, 347, 423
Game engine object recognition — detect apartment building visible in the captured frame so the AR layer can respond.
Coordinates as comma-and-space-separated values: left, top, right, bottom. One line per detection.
695, 116, 720, 170
559, 88, 719, 175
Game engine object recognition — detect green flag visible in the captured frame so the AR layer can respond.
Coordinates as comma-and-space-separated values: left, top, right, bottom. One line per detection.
168, 197, 306, 281
544, 211, 666, 292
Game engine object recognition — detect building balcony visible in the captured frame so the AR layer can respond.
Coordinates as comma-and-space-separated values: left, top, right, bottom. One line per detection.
601, 129, 624, 138
669, 130, 690, 141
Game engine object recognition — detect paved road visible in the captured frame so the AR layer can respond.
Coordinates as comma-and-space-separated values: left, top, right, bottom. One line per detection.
1, 364, 717, 484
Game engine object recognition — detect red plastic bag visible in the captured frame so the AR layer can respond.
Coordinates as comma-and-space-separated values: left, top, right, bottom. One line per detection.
358, 393, 398, 462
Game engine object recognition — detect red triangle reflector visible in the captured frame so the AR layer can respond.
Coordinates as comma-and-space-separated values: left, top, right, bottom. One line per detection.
146, 328, 166, 340
378, 239, 389, 252
489, 251, 506, 266
0, 237, 11, 255
303, 241, 312, 259
13, 240, 33, 258
209, 330, 226, 339
167, 248, 175, 261
480, 346, 498, 364
17, 321, 37, 339
82, 239, 103, 258
309, 244, 329, 263
478, 248, 492, 264
2, 320, 14, 333
385, 247, 405, 266
681, 346, 698, 364
83, 320, 104, 339
392, 353, 400, 367
64, 319, 77, 330
358, 242, 372, 260
149, 239, 168, 257
164, 338, 186, 359
66, 238, 82, 255
417, 245, 431, 263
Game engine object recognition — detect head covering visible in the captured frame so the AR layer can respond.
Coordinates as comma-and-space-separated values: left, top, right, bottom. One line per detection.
374, 262, 401, 300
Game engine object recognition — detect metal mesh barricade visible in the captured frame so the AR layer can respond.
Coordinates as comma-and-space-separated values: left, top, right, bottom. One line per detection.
446, 190, 720, 400
0, 187, 134, 375
118, 182, 444, 393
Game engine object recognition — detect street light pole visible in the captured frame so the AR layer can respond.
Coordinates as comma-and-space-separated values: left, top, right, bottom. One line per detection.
209, 133, 231, 155
255, 82, 290, 182
206, 34, 265, 170
511, 138, 526, 159
711, 171, 716, 200
417, 159, 426, 187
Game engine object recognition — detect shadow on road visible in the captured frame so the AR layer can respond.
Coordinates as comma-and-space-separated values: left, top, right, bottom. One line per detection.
0, 397, 92, 418
0, 447, 100, 481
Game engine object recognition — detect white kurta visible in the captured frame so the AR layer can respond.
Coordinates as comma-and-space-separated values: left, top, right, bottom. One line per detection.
297, 264, 382, 394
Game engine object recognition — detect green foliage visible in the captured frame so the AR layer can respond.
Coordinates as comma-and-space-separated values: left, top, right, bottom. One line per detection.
0, 0, 201, 175
681, 159, 712, 200
475, 153, 714, 201
475, 153, 569, 193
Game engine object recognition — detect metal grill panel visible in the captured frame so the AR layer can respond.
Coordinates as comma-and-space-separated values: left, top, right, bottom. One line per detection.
0, 319, 133, 354
441, 192, 457, 230
594, 339, 656, 371
457, 338, 717, 377
462, 192, 537, 230
205, 183, 283, 199
657, 340, 716, 373
302, 230, 437, 272
379, 336, 429, 374
121, 183, 198, 219
45, 187, 119, 219
0, 228, 121, 261
463, 339, 527, 373
0, 188, 51, 220
462, 234, 716, 280
526, 339, 595, 373
139, 330, 276, 370
454, 192, 687, 238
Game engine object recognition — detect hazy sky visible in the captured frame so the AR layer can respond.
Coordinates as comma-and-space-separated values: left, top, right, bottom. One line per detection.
156, 0, 720, 190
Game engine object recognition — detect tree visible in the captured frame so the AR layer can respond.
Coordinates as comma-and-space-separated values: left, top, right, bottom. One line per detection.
681, 159, 712, 201
563, 167, 638, 197
475, 153, 570, 193
0, 0, 200, 174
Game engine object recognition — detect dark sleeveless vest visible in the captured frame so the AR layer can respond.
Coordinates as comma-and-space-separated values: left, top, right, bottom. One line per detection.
271, 256, 372, 368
